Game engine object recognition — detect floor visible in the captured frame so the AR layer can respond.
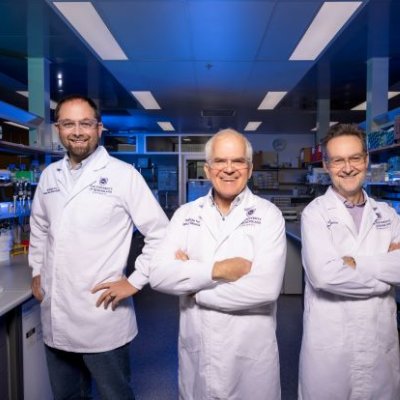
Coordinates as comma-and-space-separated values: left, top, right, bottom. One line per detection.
129, 287, 303, 400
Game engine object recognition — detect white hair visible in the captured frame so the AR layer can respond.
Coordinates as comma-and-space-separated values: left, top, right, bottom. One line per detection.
204, 129, 253, 163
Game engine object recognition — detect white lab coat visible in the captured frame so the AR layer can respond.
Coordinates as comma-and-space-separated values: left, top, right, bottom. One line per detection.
29, 146, 168, 352
150, 187, 286, 400
299, 186, 400, 400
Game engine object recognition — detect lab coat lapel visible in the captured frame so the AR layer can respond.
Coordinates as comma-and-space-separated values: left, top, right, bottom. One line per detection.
357, 196, 379, 246
204, 188, 252, 249
200, 194, 220, 241
62, 147, 108, 206
325, 187, 358, 238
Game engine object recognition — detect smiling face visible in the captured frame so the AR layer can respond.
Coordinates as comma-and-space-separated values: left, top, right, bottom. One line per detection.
323, 135, 368, 203
204, 132, 252, 212
56, 99, 102, 166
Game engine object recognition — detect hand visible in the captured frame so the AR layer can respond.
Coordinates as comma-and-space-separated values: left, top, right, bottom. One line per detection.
175, 249, 189, 261
212, 257, 252, 281
92, 278, 139, 310
31, 275, 44, 302
342, 256, 356, 269
388, 242, 400, 252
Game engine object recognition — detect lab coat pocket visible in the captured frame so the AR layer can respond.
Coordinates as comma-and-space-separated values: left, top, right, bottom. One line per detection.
305, 295, 344, 349
179, 297, 201, 353
377, 298, 397, 351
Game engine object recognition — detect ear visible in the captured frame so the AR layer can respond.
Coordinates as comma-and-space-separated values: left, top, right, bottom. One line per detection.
97, 122, 103, 139
204, 163, 211, 180
365, 154, 369, 169
322, 160, 329, 173
247, 163, 253, 180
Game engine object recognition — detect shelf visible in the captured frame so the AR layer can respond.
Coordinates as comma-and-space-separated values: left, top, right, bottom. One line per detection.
0, 140, 63, 157
253, 167, 307, 171
368, 142, 400, 154
365, 181, 400, 186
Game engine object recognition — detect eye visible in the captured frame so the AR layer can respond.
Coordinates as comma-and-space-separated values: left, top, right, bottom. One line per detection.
62, 122, 75, 129
80, 121, 93, 129
232, 159, 247, 167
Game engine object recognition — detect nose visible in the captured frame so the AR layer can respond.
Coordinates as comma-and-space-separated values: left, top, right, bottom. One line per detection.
71, 122, 83, 135
223, 161, 235, 172
342, 159, 353, 173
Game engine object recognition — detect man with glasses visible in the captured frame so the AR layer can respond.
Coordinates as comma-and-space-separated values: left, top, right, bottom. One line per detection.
299, 124, 400, 399
29, 94, 168, 399
149, 129, 286, 399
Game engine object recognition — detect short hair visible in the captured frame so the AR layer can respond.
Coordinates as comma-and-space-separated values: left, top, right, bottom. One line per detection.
321, 123, 367, 160
204, 128, 253, 163
54, 94, 101, 121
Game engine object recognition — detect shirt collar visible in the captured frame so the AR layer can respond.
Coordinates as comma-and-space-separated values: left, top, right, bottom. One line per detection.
332, 187, 367, 208
66, 146, 100, 171
208, 189, 245, 214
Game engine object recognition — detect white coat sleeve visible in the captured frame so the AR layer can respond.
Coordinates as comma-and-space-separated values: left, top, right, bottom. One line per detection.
301, 204, 390, 298
124, 169, 169, 290
194, 205, 287, 312
355, 208, 400, 286
149, 206, 216, 294
28, 181, 49, 277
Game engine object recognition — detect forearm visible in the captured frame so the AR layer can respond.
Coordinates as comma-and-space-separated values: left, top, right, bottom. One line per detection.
355, 250, 400, 286
195, 268, 284, 312
149, 259, 215, 295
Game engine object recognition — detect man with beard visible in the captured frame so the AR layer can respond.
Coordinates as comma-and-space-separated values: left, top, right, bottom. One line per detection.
29, 94, 168, 399
299, 124, 400, 399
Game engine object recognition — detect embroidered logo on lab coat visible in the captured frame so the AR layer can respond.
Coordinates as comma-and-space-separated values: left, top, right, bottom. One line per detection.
326, 219, 338, 229
43, 186, 60, 195
374, 218, 391, 229
183, 217, 201, 227
89, 178, 113, 195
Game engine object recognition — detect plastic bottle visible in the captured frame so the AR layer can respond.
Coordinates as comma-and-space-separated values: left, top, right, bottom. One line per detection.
31, 160, 41, 183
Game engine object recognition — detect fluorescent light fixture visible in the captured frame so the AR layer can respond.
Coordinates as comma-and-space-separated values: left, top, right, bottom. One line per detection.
132, 91, 161, 110
351, 91, 400, 111
4, 121, 29, 130
157, 122, 175, 131
52, 2, 127, 60
258, 92, 287, 110
16, 91, 58, 110
311, 121, 339, 132
290, 2, 362, 61
182, 138, 191, 142
244, 121, 262, 131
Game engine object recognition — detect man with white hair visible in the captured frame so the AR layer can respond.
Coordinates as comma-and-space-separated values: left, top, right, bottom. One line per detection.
150, 128, 287, 399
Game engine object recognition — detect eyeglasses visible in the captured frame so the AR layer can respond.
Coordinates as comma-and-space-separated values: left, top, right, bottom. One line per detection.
207, 158, 250, 171
55, 119, 100, 132
325, 153, 367, 169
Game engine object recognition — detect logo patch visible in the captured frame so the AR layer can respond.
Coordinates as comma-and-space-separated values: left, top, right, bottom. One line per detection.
99, 177, 108, 185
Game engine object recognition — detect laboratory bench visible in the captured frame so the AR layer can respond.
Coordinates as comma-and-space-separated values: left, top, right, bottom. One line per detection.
0, 255, 52, 400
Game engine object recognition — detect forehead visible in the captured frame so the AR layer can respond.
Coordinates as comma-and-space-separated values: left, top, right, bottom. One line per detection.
58, 99, 96, 119
211, 134, 246, 157
326, 135, 364, 157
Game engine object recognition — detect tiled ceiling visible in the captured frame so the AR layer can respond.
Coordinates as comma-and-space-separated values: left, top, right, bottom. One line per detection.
0, 0, 399, 134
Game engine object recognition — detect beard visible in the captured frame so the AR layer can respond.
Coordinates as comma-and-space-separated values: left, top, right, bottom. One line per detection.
62, 136, 99, 162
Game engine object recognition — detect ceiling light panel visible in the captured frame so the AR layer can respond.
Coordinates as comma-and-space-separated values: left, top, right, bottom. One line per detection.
52, 2, 127, 60
351, 91, 400, 111
132, 91, 161, 110
290, 2, 363, 61
244, 122, 262, 131
157, 122, 175, 131
258, 92, 287, 110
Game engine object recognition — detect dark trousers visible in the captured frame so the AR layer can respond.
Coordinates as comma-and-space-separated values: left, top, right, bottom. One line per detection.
44, 342, 135, 400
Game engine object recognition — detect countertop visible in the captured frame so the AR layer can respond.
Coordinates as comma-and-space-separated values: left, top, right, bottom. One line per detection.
0, 255, 32, 317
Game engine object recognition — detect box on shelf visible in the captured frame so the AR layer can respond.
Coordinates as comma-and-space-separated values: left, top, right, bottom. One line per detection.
15, 171, 34, 181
